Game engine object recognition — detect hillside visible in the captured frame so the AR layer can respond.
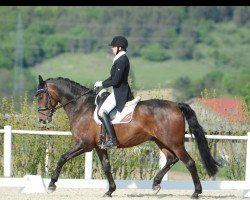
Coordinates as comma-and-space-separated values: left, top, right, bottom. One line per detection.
31, 52, 217, 90
0, 6, 249, 102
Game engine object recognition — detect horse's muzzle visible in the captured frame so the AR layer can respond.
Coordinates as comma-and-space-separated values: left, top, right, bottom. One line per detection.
39, 117, 52, 124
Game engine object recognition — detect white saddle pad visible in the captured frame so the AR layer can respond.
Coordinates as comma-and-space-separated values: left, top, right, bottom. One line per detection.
94, 96, 141, 125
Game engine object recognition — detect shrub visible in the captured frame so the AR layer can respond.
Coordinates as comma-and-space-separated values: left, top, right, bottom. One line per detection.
140, 44, 171, 62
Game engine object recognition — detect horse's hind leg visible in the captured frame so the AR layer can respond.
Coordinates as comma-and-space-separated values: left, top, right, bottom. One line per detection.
48, 141, 85, 192
152, 142, 179, 194
95, 148, 116, 197
174, 147, 202, 199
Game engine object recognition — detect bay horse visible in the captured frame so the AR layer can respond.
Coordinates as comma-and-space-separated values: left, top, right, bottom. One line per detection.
35, 75, 219, 198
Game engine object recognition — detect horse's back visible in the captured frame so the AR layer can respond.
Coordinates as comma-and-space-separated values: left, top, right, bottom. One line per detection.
134, 98, 186, 146
136, 98, 181, 115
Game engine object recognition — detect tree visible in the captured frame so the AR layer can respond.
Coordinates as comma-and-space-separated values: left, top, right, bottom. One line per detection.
222, 69, 250, 96
242, 83, 250, 107
199, 71, 224, 91
173, 76, 194, 101
233, 6, 250, 26
174, 37, 195, 60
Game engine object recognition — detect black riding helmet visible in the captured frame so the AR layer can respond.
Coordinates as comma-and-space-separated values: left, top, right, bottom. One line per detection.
109, 36, 128, 49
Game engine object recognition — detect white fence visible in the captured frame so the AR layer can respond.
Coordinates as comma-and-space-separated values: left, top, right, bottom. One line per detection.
0, 125, 250, 197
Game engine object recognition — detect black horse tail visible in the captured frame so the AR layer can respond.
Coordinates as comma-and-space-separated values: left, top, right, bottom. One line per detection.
178, 102, 220, 177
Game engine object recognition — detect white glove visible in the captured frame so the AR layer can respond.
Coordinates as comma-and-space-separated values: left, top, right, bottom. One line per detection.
94, 81, 103, 87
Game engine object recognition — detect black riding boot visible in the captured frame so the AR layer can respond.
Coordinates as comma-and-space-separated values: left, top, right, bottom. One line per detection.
101, 112, 118, 149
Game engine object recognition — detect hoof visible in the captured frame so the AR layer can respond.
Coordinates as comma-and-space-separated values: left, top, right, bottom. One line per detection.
152, 185, 161, 195
191, 192, 199, 199
48, 185, 57, 193
103, 193, 112, 197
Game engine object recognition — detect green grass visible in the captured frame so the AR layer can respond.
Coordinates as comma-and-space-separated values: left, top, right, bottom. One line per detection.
131, 58, 216, 89
31, 52, 217, 89
170, 160, 230, 180
171, 161, 188, 172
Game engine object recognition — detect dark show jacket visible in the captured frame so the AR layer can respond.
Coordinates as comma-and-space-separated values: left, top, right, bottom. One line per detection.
102, 54, 133, 112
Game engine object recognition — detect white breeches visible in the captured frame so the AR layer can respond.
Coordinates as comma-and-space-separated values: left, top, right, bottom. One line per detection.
98, 91, 116, 117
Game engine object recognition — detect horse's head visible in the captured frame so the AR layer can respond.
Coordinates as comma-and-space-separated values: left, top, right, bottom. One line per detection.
35, 75, 59, 124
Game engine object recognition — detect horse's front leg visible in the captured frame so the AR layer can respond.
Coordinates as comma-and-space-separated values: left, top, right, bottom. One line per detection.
48, 142, 85, 192
95, 148, 116, 197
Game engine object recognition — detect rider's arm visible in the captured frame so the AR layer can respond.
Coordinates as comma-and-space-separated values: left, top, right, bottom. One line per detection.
102, 57, 127, 88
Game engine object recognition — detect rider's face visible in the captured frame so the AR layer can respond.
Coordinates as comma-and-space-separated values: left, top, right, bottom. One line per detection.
111, 46, 121, 55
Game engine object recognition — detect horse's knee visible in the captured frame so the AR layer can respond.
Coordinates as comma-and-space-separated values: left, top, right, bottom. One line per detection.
102, 160, 111, 174
57, 156, 67, 166
103, 164, 111, 174
186, 159, 197, 172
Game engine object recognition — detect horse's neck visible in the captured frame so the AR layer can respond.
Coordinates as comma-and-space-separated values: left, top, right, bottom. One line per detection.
56, 90, 74, 107
50, 81, 94, 120
57, 88, 94, 118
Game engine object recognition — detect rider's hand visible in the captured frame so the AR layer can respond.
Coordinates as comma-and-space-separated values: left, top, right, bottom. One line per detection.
94, 81, 103, 88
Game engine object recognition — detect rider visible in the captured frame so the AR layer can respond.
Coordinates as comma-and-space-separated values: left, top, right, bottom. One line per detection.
94, 35, 134, 149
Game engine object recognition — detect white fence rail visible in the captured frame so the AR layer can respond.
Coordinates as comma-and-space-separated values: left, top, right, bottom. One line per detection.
0, 125, 93, 179
0, 125, 250, 197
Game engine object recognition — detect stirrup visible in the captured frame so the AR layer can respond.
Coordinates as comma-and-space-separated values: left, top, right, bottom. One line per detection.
101, 140, 117, 149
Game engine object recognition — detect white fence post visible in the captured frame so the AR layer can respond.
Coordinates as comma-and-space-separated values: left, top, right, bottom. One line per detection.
243, 132, 250, 197
4, 125, 12, 177
84, 151, 93, 180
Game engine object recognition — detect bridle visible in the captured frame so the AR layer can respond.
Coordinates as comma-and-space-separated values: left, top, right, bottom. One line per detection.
35, 83, 93, 121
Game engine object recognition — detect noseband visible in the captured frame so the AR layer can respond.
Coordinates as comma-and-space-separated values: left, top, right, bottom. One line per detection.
35, 83, 92, 120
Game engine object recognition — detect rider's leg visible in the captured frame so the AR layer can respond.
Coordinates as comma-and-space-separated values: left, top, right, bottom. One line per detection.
101, 112, 117, 148
99, 92, 117, 149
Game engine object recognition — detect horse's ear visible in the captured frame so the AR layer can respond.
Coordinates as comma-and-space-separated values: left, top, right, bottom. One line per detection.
38, 75, 45, 86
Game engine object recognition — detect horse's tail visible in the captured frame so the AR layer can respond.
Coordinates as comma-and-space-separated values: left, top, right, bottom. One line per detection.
178, 102, 220, 177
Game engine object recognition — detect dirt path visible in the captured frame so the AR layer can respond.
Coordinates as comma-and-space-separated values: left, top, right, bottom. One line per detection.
0, 187, 246, 200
